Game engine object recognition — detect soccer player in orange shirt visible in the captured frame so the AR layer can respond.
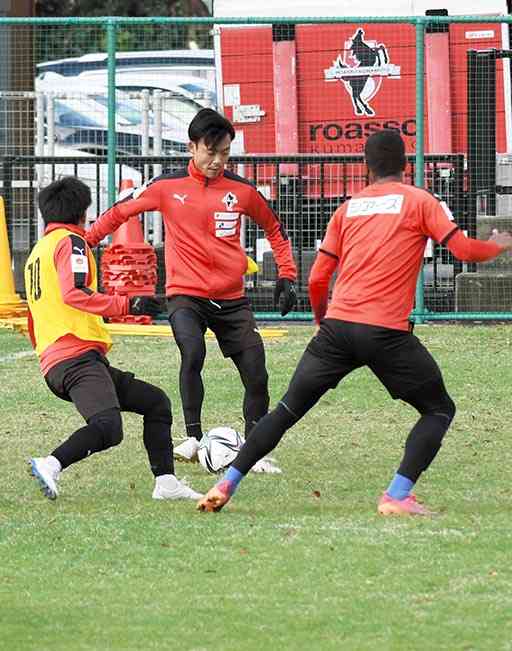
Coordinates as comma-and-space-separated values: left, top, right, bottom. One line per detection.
86, 109, 297, 470
197, 129, 512, 516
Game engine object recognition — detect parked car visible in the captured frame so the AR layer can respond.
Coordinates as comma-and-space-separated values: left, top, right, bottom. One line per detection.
36, 75, 192, 156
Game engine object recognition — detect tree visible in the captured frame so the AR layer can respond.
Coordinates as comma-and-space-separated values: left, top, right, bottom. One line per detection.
36, 1, 211, 17
35, 0, 212, 63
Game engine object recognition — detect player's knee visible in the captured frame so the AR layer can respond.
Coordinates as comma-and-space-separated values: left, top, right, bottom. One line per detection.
176, 334, 205, 372
424, 390, 456, 424
181, 347, 206, 373
408, 381, 456, 425
439, 394, 456, 424
274, 401, 300, 427
89, 407, 123, 449
237, 347, 268, 392
145, 387, 172, 425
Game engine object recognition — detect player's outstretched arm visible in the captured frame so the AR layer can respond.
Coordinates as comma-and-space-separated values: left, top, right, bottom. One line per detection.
423, 194, 512, 262
85, 183, 160, 248
446, 228, 512, 262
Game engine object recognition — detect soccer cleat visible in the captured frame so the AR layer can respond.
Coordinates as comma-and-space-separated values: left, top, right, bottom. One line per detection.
250, 457, 282, 474
377, 492, 434, 516
29, 457, 60, 500
196, 483, 231, 512
173, 437, 200, 463
152, 474, 203, 501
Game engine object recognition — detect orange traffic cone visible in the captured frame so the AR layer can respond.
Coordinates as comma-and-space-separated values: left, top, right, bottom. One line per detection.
112, 179, 145, 246
101, 179, 158, 325
0, 196, 27, 318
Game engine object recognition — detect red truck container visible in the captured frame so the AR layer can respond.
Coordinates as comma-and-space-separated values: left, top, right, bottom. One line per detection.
213, 1, 511, 159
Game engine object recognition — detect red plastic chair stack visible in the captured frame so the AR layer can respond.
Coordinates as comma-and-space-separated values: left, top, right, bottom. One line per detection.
100, 179, 158, 325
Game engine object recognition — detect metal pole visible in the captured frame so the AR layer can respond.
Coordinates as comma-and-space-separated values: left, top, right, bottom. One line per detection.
141, 88, 150, 239
414, 19, 426, 323
153, 89, 163, 245
35, 91, 45, 239
46, 91, 54, 157
107, 18, 117, 206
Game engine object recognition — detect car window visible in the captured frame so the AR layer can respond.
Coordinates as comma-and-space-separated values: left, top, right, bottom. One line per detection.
91, 95, 143, 126
55, 101, 103, 128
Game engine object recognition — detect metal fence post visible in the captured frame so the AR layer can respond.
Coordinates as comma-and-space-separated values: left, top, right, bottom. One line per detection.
414, 18, 426, 324
107, 17, 117, 206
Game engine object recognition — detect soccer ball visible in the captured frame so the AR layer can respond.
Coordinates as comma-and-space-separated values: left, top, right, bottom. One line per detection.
197, 427, 244, 473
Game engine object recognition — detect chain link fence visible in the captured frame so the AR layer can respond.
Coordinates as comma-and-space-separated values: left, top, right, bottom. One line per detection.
1, 15, 512, 319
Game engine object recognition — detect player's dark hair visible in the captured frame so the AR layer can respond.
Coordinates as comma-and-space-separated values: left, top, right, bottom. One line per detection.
188, 108, 235, 148
38, 177, 92, 226
364, 129, 406, 178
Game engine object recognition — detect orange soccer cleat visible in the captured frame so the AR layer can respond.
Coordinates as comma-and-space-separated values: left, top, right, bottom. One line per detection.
196, 481, 232, 512
377, 492, 435, 516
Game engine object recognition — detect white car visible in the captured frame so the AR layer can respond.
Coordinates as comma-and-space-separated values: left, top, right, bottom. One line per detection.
36, 75, 192, 156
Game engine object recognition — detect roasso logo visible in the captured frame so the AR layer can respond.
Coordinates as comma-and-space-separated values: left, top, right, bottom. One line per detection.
324, 27, 401, 117
309, 119, 416, 142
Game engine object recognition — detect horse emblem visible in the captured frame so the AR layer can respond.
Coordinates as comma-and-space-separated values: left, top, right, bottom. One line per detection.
221, 191, 238, 211
324, 28, 401, 117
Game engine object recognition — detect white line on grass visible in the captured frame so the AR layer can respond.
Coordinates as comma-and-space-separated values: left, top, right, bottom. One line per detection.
0, 350, 36, 363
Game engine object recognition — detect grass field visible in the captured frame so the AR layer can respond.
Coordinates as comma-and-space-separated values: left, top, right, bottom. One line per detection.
1, 324, 512, 651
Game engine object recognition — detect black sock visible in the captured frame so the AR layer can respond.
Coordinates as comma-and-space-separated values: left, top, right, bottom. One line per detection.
398, 412, 452, 482
51, 422, 104, 469
144, 419, 174, 477
186, 423, 203, 441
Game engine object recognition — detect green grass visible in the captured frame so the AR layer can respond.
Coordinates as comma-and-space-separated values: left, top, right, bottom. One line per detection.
1, 324, 512, 651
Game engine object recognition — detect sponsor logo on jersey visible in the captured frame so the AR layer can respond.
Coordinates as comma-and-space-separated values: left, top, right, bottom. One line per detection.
347, 194, 404, 218
214, 212, 239, 238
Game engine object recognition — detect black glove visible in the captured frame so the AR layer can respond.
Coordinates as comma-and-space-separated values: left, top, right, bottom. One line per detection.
274, 278, 297, 316
129, 295, 163, 318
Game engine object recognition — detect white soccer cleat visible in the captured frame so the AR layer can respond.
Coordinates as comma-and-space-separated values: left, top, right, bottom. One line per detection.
152, 474, 203, 501
250, 457, 282, 474
173, 437, 200, 463
29, 456, 60, 500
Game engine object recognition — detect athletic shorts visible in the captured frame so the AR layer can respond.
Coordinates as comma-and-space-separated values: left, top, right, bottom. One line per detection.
281, 319, 443, 419
44, 350, 136, 421
167, 294, 262, 357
